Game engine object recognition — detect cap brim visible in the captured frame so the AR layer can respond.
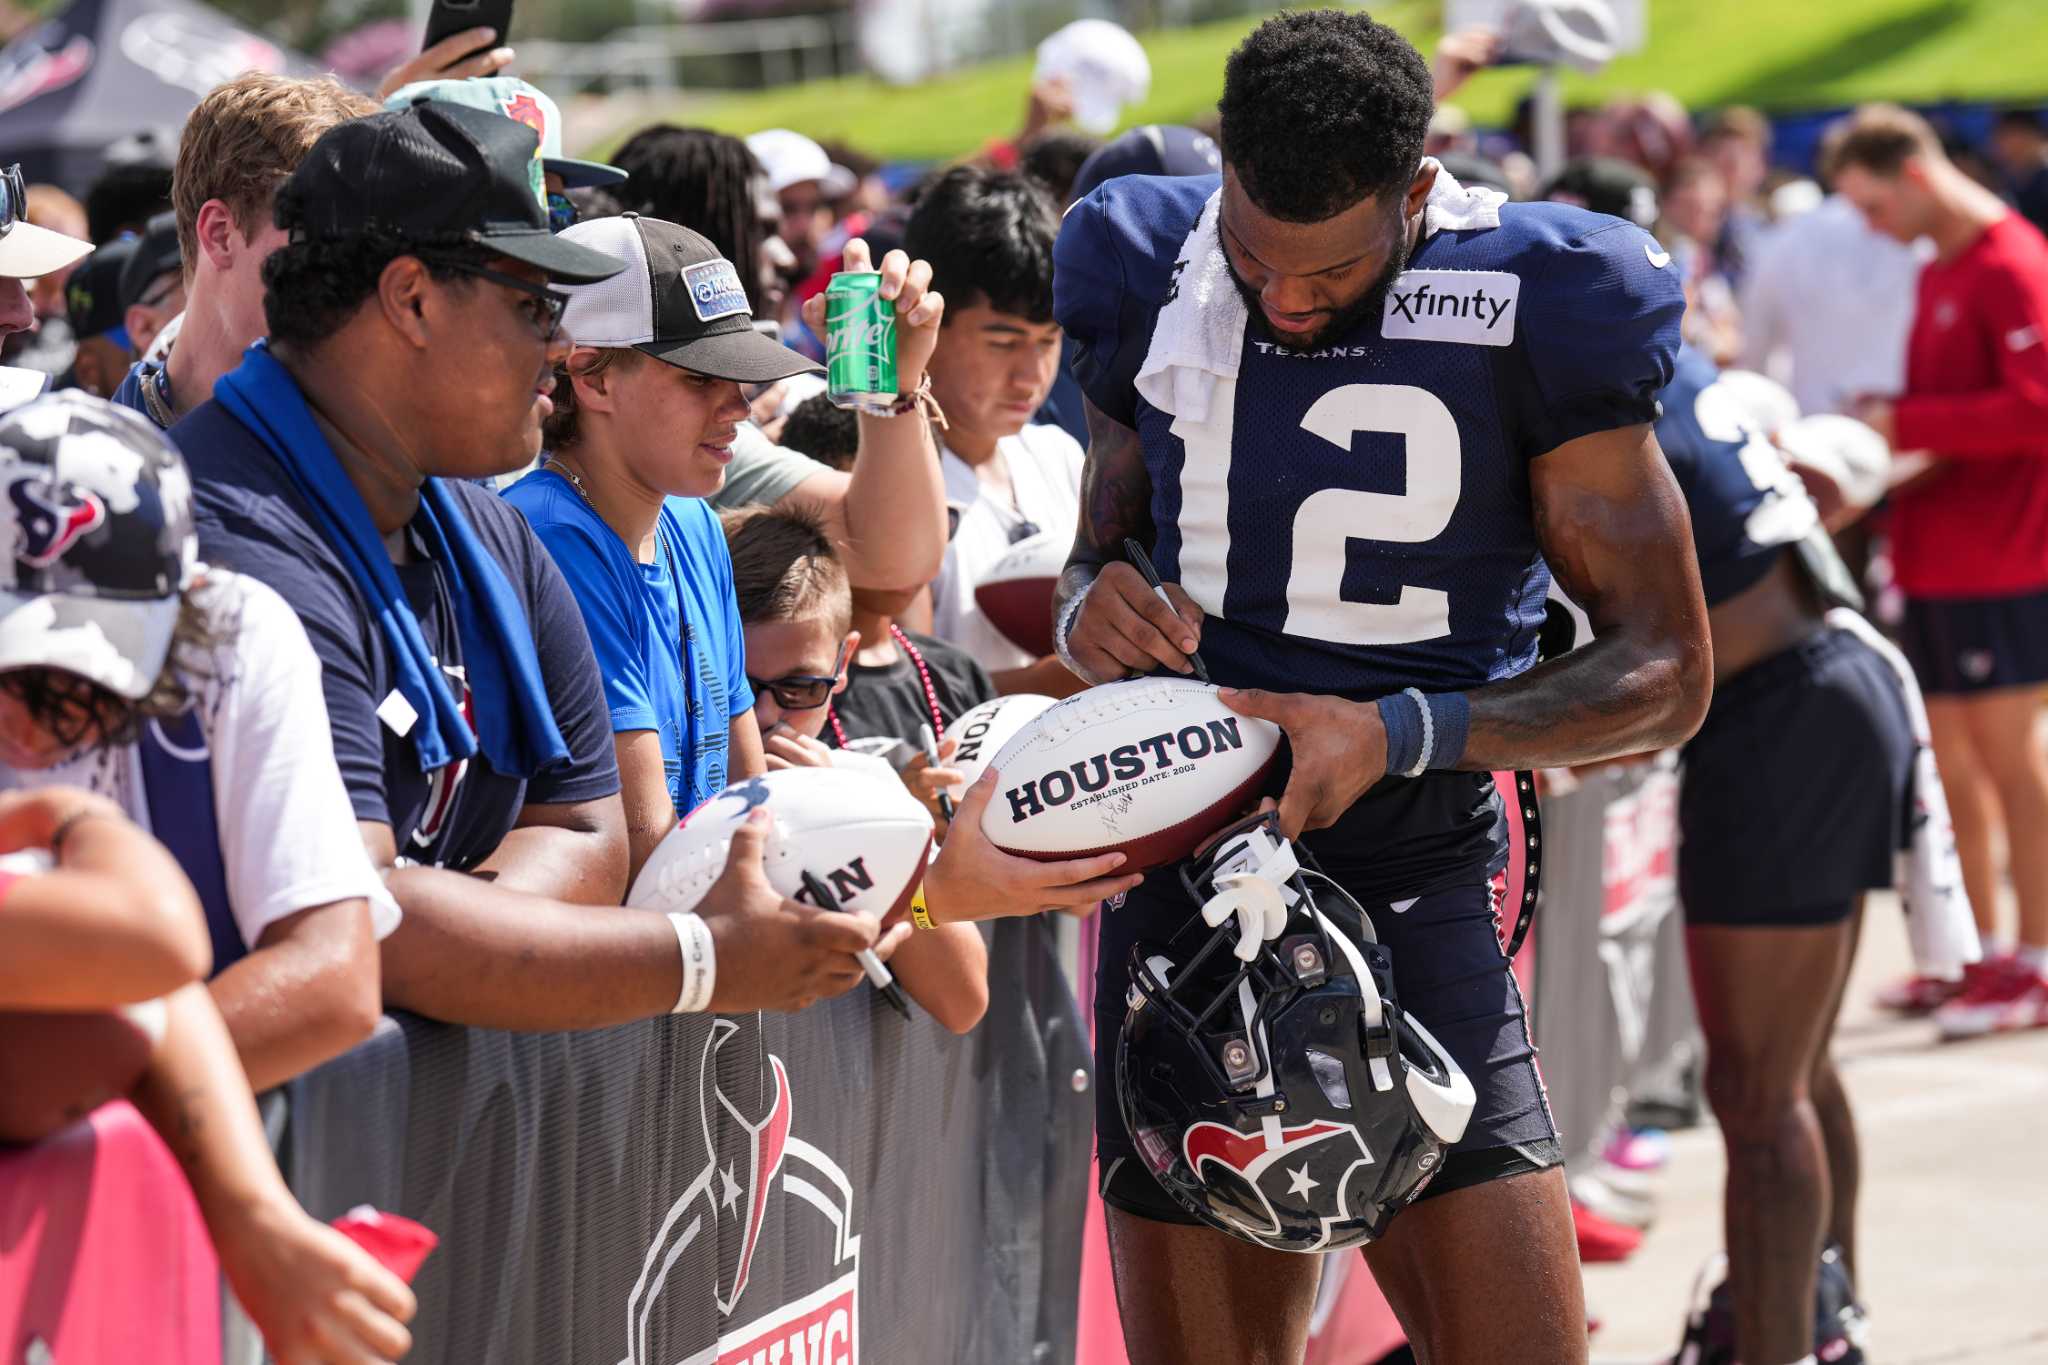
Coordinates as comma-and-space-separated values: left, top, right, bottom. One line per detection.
0, 591, 178, 700
481, 228, 630, 284
822, 164, 859, 199
544, 156, 629, 190
0, 220, 93, 279
638, 328, 823, 384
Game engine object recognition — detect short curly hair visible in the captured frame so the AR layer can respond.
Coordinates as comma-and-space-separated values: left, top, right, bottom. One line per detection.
260, 229, 474, 350
1218, 10, 1434, 223
903, 165, 1058, 323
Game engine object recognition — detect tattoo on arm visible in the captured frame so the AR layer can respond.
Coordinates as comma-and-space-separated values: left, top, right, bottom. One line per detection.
1056, 399, 1154, 615
1457, 426, 1712, 770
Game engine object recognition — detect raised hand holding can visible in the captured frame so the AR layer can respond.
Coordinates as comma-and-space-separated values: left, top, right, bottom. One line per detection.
826, 270, 898, 415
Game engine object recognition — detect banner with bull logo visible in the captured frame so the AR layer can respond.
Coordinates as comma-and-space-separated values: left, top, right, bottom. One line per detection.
286, 917, 1091, 1364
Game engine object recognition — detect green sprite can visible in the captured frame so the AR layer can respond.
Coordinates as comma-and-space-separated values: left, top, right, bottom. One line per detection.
825, 271, 898, 415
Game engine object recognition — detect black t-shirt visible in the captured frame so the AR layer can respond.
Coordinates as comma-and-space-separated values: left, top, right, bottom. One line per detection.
831, 629, 997, 750
173, 398, 620, 870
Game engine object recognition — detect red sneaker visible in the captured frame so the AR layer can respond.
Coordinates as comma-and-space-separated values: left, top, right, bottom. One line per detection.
1874, 971, 1966, 1013
1572, 1199, 1642, 1263
1935, 955, 2048, 1040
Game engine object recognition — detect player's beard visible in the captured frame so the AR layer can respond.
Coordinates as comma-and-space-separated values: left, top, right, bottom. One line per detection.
1229, 227, 1411, 354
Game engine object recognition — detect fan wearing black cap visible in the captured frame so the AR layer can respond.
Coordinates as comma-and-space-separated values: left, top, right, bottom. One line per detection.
171, 100, 879, 1028
117, 208, 183, 358
59, 235, 138, 398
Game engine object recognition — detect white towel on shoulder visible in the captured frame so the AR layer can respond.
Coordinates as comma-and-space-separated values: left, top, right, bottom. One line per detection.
1133, 161, 1507, 424
1828, 608, 1982, 980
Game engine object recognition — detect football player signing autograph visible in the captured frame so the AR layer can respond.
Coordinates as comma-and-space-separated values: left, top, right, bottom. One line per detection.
1052, 12, 1710, 1362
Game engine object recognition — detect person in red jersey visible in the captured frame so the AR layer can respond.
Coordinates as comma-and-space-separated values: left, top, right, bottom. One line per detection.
1835, 104, 2048, 1037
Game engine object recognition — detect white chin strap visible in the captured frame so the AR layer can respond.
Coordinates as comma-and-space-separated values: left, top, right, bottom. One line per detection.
1200, 824, 1305, 961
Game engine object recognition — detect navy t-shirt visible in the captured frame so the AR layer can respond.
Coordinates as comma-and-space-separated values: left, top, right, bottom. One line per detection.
173, 398, 621, 870
1055, 175, 1683, 897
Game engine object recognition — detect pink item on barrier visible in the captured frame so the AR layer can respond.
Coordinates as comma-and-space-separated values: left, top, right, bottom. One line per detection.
0, 1102, 223, 1360
331, 1205, 438, 1283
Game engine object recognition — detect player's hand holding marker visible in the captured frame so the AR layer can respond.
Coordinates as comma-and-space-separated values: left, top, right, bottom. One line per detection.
1064, 560, 1207, 683
1218, 690, 1388, 839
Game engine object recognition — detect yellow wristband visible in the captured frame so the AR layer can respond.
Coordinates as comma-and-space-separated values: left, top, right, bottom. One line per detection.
910, 883, 935, 930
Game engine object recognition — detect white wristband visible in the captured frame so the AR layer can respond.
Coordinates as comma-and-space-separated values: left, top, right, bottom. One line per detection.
1402, 687, 1434, 778
667, 911, 716, 1013
1053, 577, 1097, 676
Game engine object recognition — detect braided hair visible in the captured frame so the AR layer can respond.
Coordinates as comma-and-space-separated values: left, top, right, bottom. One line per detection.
612, 125, 768, 310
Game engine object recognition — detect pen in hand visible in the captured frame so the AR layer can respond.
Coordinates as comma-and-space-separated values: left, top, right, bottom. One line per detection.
1123, 537, 1212, 684
799, 869, 912, 1020
918, 722, 957, 823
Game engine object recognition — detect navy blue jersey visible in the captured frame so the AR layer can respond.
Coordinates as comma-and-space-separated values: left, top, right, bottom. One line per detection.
1057, 174, 1684, 700
1055, 175, 1682, 895
1654, 346, 1819, 607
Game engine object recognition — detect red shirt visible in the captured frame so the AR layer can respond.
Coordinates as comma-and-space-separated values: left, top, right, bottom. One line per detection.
1891, 213, 2048, 598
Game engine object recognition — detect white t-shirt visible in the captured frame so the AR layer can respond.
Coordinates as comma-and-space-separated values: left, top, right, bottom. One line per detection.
1738, 195, 1927, 417
929, 423, 1085, 673
0, 571, 400, 953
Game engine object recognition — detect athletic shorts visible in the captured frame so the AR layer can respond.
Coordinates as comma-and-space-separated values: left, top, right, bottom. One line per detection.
1680, 628, 1914, 926
1094, 874, 1562, 1225
1900, 586, 2048, 696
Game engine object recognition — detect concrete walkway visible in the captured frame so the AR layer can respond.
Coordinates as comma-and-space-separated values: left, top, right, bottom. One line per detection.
1585, 893, 2048, 1364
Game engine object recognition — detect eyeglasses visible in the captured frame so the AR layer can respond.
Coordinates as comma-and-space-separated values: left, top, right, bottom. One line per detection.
137, 272, 180, 311
417, 255, 568, 341
547, 191, 579, 235
0, 164, 25, 237
747, 639, 850, 712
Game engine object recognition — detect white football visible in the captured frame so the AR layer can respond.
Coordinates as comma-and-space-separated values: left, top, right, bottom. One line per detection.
974, 525, 1068, 657
940, 693, 1057, 800
628, 767, 933, 920
979, 677, 1281, 869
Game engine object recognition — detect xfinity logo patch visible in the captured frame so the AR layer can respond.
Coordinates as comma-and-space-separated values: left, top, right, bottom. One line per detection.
1381, 270, 1520, 347
685, 257, 751, 323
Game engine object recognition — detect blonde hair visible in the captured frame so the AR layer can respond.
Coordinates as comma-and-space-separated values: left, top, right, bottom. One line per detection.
172, 73, 376, 269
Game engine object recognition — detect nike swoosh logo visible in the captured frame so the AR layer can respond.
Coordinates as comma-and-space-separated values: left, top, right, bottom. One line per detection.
1644, 242, 1672, 269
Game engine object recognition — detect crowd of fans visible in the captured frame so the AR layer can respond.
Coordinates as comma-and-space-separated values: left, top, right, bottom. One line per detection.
0, 11, 2045, 1361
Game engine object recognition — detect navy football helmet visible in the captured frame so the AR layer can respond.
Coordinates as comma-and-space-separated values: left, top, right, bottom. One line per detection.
1116, 812, 1476, 1253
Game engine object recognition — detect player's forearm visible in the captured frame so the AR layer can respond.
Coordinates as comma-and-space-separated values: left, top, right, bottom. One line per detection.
1458, 625, 1710, 771
1055, 398, 1153, 621
840, 410, 948, 589
379, 868, 680, 1030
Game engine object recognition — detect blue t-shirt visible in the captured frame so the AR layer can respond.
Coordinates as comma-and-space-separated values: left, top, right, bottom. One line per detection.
173, 399, 621, 870
505, 469, 753, 817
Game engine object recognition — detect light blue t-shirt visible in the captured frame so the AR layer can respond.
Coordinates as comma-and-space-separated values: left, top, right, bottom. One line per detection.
505, 470, 753, 817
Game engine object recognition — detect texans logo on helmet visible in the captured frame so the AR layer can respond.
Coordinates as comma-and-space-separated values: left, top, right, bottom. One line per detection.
626, 1018, 863, 1365
9, 475, 104, 569
1183, 1118, 1375, 1250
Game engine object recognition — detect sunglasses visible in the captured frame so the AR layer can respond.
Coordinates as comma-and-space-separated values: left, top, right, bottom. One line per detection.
747, 639, 850, 712
418, 255, 567, 341
0, 164, 24, 237
547, 190, 579, 234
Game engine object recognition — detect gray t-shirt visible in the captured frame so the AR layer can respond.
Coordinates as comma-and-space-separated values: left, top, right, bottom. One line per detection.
709, 423, 830, 511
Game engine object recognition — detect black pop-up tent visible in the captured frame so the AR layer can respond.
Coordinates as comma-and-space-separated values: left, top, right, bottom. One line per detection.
0, 0, 321, 193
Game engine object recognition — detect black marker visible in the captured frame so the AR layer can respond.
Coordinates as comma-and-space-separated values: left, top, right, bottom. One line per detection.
1124, 537, 1212, 684
918, 722, 957, 823
800, 870, 911, 1020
